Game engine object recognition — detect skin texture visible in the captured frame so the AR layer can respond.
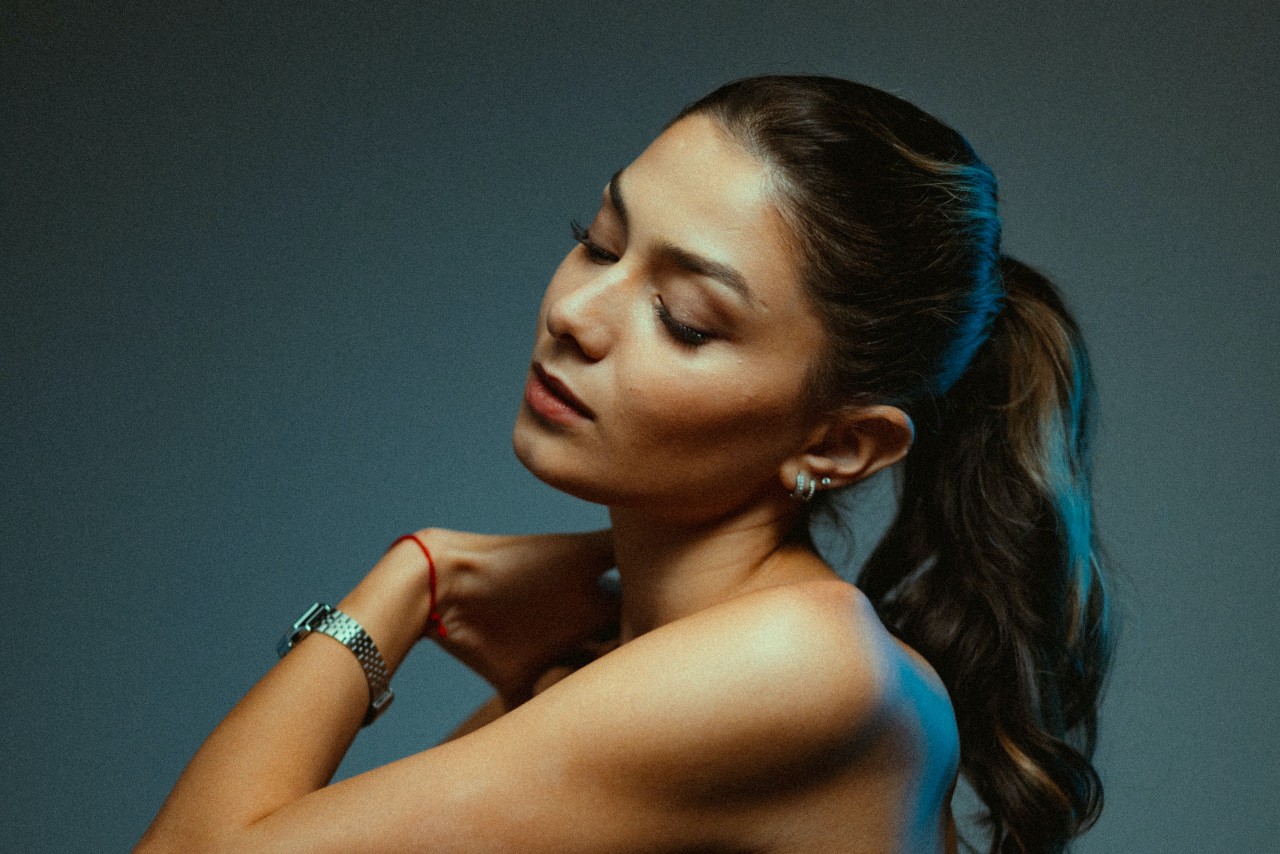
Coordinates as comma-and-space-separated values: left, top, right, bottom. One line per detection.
137, 115, 959, 854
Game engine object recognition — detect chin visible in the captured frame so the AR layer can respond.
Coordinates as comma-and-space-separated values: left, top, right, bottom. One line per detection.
511, 411, 610, 505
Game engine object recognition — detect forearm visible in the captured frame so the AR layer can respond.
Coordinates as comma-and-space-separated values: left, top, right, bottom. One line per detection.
137, 540, 433, 852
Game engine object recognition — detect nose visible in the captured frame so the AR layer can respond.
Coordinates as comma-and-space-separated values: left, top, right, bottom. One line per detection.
543, 267, 619, 362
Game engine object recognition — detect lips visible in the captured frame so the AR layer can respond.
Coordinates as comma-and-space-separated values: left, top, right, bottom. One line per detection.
527, 362, 595, 421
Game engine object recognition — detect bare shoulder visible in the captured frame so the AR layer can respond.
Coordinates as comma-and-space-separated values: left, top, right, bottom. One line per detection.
677, 577, 893, 710
504, 577, 929, 805
669, 577, 931, 732
637, 576, 959, 782
672, 578, 961, 828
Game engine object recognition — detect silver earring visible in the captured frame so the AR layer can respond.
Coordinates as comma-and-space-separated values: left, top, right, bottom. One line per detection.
821, 477, 832, 489
792, 471, 817, 502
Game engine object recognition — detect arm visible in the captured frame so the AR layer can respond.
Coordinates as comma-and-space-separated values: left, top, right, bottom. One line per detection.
444, 693, 506, 741
138, 528, 619, 851
139, 548, 881, 854
425, 528, 618, 708
443, 642, 622, 743
136, 538, 437, 851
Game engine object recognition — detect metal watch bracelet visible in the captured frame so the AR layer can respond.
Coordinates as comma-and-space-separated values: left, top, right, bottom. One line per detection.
278, 602, 394, 726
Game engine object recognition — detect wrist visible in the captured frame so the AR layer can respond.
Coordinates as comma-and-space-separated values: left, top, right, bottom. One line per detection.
278, 603, 395, 725
335, 536, 440, 671
388, 531, 450, 639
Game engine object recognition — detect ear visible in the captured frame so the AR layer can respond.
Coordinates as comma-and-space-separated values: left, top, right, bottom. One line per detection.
779, 405, 915, 493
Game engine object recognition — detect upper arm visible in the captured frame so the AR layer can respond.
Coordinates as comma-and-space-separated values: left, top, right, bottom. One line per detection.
442, 693, 506, 742
240, 581, 888, 854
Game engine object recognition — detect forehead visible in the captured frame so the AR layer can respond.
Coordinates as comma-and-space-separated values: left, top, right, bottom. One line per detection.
616, 114, 802, 314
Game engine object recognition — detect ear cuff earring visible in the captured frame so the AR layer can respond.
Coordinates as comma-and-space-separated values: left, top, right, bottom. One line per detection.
791, 472, 832, 502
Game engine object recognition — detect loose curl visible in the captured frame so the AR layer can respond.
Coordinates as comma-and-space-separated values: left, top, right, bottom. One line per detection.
674, 76, 1113, 854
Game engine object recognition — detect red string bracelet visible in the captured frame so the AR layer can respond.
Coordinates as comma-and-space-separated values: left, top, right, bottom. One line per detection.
389, 533, 448, 638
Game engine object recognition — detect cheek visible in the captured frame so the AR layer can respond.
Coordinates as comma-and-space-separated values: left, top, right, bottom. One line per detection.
615, 357, 803, 460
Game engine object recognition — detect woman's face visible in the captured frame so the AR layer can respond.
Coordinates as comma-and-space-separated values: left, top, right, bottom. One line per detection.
512, 114, 829, 523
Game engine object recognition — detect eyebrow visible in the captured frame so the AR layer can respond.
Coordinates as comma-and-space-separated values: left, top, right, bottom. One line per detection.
606, 168, 755, 305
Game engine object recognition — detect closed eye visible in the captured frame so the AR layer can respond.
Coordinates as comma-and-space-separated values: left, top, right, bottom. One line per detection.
570, 220, 619, 264
655, 297, 712, 347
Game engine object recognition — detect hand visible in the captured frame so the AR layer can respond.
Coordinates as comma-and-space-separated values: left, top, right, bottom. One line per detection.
417, 528, 618, 706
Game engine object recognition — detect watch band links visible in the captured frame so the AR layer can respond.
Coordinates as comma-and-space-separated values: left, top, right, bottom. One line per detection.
278, 602, 394, 726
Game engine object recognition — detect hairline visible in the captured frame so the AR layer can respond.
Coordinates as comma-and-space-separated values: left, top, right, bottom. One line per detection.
670, 108, 851, 417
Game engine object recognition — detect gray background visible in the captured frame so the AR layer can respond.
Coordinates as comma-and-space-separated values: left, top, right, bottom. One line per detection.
3, 1, 1276, 852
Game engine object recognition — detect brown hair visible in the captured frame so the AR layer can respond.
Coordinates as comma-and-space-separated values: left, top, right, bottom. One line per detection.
674, 76, 1113, 854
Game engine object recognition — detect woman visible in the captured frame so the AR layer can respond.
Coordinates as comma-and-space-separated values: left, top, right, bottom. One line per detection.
138, 75, 1111, 854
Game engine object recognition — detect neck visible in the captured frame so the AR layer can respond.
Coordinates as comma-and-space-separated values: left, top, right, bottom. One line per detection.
608, 497, 835, 642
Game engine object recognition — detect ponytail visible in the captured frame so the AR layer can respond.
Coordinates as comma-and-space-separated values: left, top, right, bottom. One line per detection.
677, 75, 1114, 853
859, 257, 1113, 854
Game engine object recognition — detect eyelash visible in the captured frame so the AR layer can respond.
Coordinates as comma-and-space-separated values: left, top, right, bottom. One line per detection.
568, 219, 713, 348
570, 219, 619, 264
655, 298, 712, 347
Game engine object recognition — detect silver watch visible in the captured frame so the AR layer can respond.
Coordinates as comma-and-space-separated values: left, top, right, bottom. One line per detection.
278, 602, 394, 726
